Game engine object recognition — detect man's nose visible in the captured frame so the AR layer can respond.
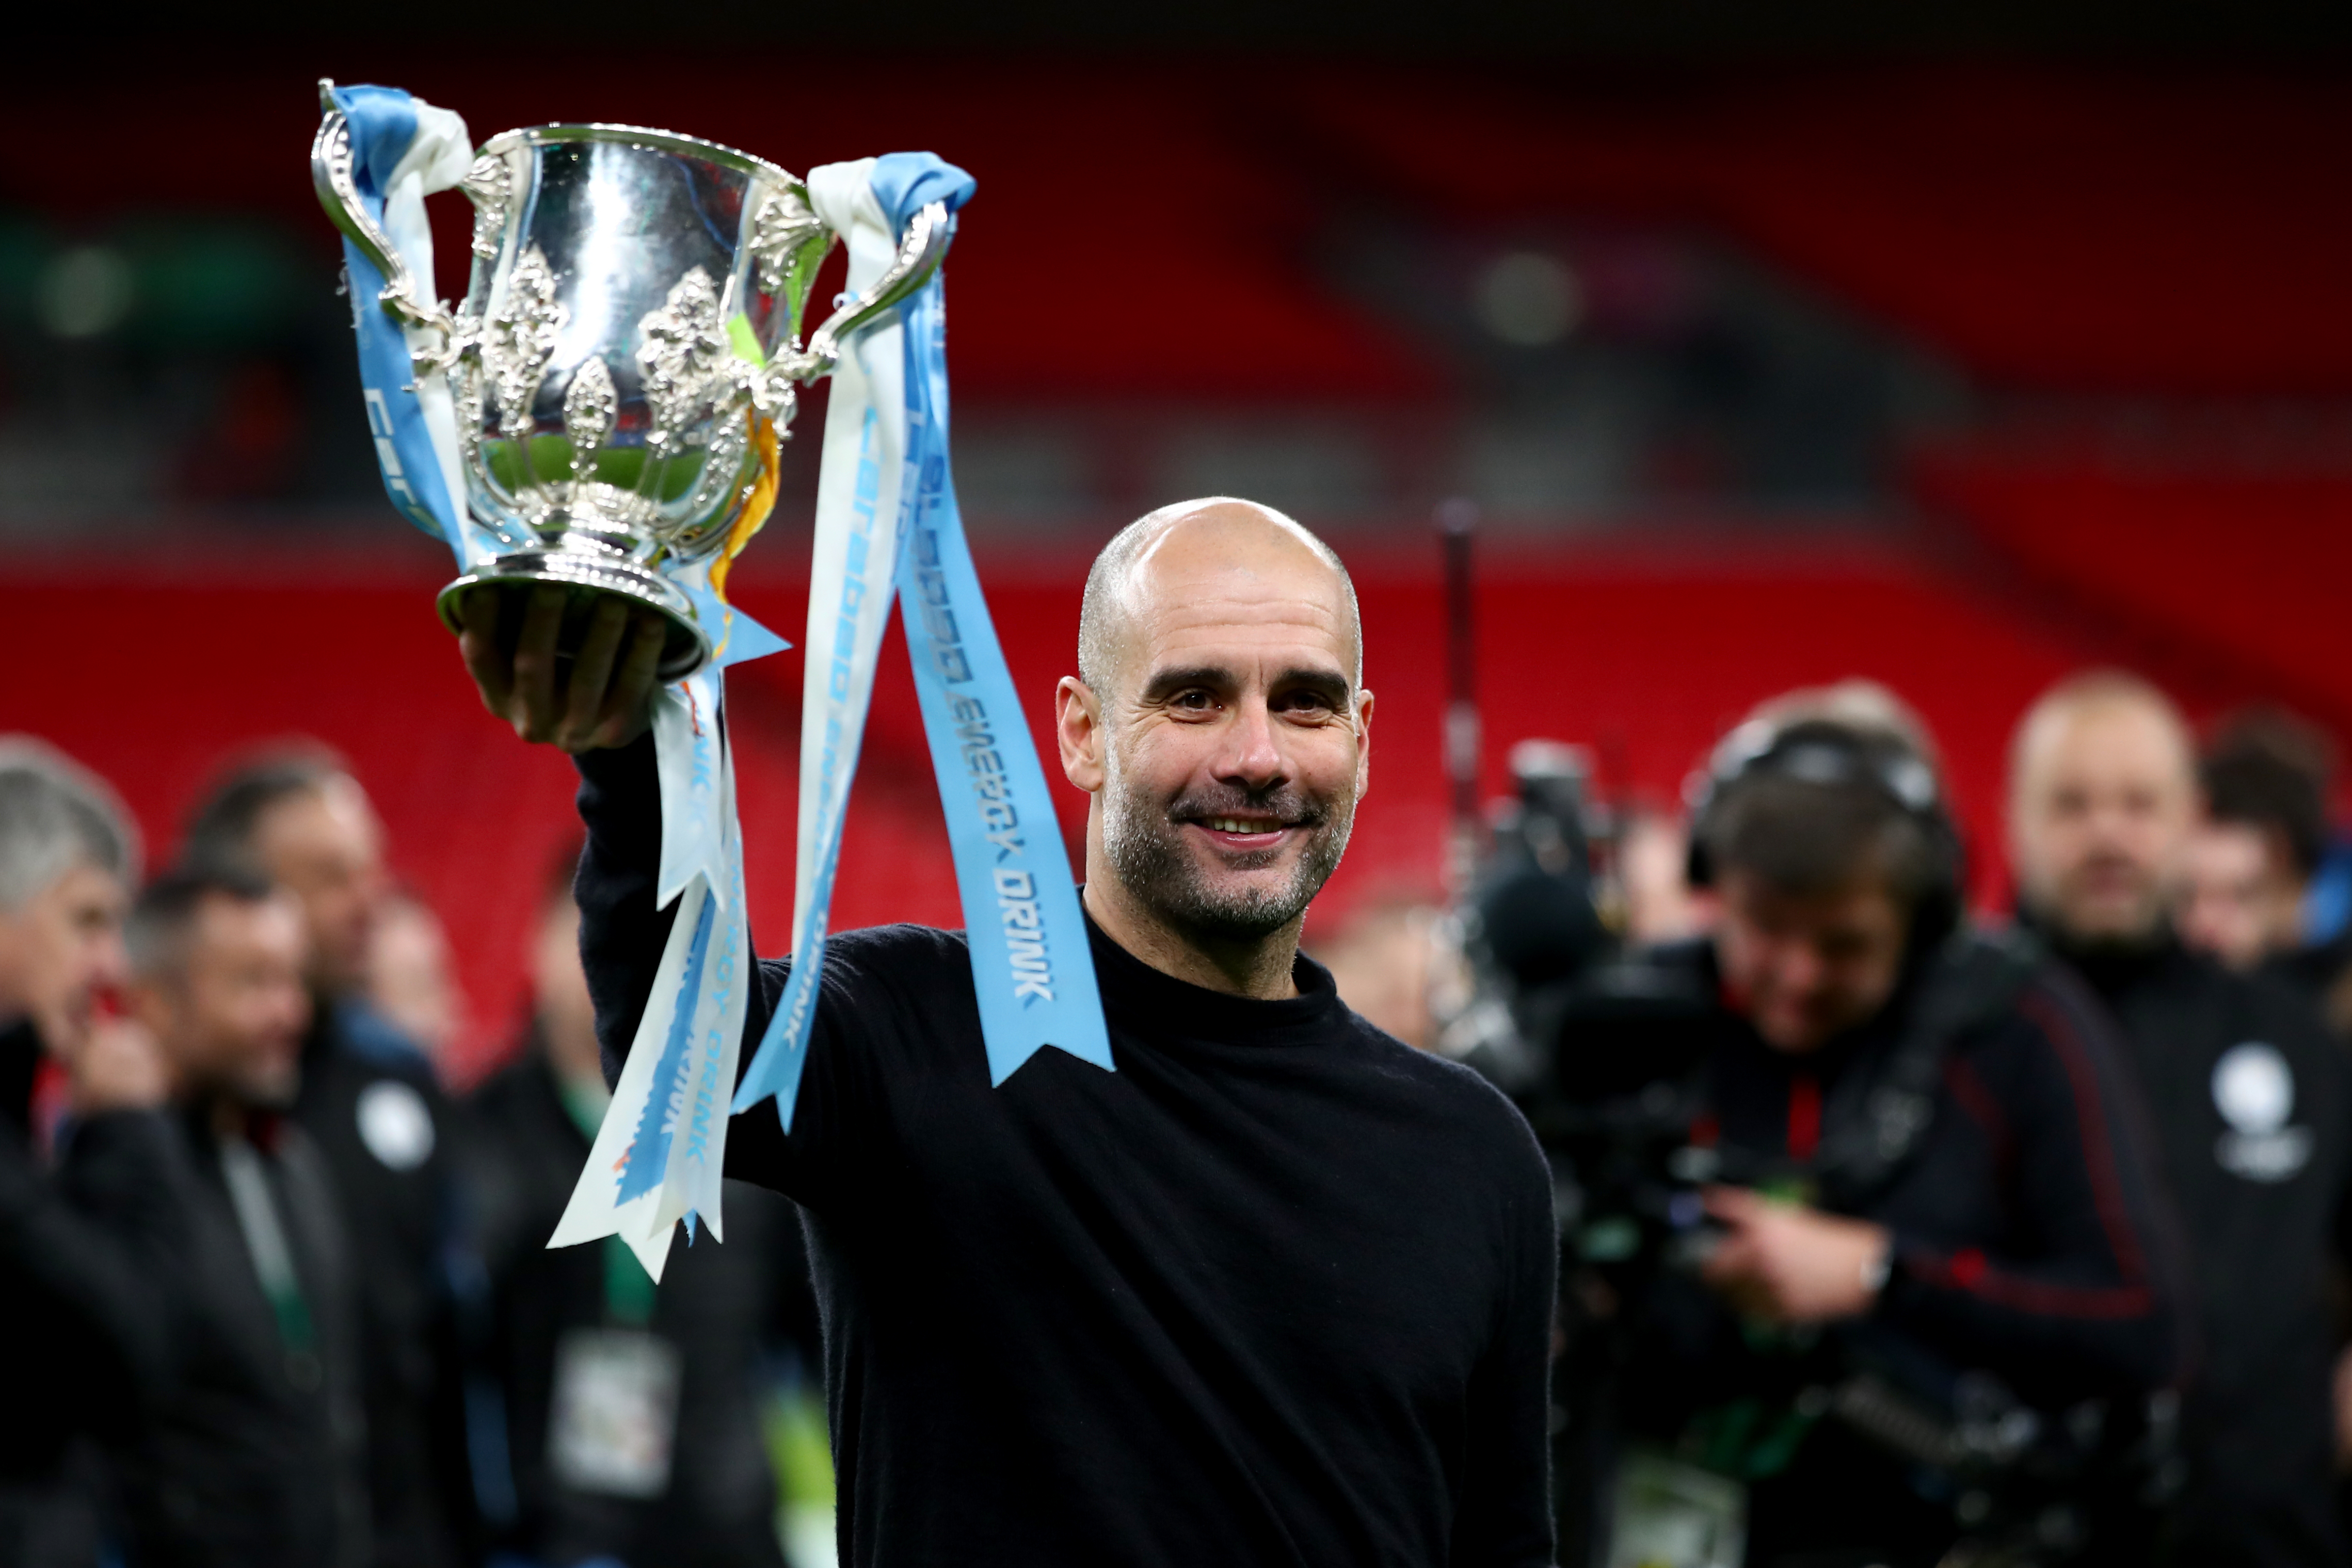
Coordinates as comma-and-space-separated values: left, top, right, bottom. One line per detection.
1775, 942, 1826, 997
92, 930, 130, 990
1212, 696, 1289, 789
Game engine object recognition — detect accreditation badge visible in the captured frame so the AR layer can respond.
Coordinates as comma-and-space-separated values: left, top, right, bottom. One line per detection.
1607, 1448, 1747, 1568
547, 1327, 685, 1499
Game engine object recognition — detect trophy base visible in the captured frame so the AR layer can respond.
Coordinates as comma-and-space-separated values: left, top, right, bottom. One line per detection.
437, 553, 712, 684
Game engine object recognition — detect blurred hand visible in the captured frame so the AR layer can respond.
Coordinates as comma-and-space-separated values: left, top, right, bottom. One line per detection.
68, 1016, 168, 1115
2333, 1346, 2352, 1471
458, 586, 666, 753
1700, 1185, 1890, 1326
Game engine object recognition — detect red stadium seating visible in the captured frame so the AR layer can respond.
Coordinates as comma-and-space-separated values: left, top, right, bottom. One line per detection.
0, 532, 2305, 1080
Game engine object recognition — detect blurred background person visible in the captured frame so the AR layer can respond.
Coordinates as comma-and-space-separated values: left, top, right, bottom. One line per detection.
459, 849, 824, 1568
2009, 671, 2352, 1568
83, 866, 369, 1568
1617, 805, 1708, 947
0, 739, 174, 1567
370, 888, 469, 1079
1524, 689, 2182, 1567
182, 754, 475, 1567
1310, 898, 1443, 1050
2181, 710, 2352, 1023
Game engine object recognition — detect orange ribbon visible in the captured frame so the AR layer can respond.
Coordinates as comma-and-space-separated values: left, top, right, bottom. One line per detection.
710, 409, 780, 608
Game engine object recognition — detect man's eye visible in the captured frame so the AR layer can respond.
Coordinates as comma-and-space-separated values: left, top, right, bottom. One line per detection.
1172, 691, 1213, 710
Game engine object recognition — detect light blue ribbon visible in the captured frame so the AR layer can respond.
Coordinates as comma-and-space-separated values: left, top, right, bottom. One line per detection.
616, 886, 716, 1203
733, 155, 1112, 1122
892, 247, 1113, 1083
327, 85, 469, 559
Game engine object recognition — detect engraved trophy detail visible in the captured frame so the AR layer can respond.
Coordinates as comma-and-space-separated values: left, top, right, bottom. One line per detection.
311, 83, 951, 679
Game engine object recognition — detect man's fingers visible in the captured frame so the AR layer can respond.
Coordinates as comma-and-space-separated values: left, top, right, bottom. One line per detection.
1702, 1185, 1763, 1227
1698, 1187, 1770, 1292
558, 598, 632, 749
1699, 1232, 1758, 1288
456, 587, 514, 718
511, 585, 569, 742
589, 612, 667, 750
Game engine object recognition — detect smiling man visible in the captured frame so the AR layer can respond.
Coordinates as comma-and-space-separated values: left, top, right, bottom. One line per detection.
1065, 499, 1369, 995
460, 498, 1557, 1568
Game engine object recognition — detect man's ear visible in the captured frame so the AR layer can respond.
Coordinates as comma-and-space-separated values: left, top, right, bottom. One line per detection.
1057, 677, 1106, 793
1353, 687, 1374, 804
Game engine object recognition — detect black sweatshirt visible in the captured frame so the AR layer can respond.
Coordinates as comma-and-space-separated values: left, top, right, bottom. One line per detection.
67, 1101, 372, 1568
291, 1003, 474, 1568
574, 738, 1557, 1568
0, 1021, 175, 1556
2057, 932, 2352, 1568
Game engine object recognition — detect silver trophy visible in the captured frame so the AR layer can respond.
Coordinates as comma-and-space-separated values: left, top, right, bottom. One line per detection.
311, 82, 950, 679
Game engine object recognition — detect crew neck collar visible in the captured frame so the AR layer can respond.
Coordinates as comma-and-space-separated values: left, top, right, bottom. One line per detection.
2013, 905, 2182, 996
1083, 906, 1345, 1044
183, 1096, 290, 1155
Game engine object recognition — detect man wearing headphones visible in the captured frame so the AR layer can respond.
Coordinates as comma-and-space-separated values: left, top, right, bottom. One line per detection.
1589, 685, 2184, 1568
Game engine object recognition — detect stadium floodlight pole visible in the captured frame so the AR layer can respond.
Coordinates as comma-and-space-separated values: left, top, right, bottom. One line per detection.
1437, 497, 1481, 901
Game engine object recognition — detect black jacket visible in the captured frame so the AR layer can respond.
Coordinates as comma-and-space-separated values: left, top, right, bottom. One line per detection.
458, 1039, 809, 1568
0, 1021, 175, 1566
1612, 935, 2186, 1567
291, 1000, 474, 1568
574, 737, 1558, 1568
2059, 932, 2352, 1568
66, 1101, 370, 1568
2262, 930, 2352, 1037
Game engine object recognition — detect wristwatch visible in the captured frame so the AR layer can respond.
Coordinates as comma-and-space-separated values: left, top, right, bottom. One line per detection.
1859, 1238, 1893, 1297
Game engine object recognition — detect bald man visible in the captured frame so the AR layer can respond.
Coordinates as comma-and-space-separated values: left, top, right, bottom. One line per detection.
458, 499, 1556, 1568
2010, 673, 2352, 1568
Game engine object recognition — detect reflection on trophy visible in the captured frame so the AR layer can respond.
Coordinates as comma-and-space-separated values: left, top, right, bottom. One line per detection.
312, 83, 951, 679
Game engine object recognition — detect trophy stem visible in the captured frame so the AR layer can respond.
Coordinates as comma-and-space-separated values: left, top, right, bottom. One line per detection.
437, 553, 712, 683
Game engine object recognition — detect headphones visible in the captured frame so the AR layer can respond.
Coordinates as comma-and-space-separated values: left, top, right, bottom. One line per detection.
1685, 715, 1966, 951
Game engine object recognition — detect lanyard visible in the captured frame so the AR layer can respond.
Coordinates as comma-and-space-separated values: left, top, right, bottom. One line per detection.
219, 1134, 316, 1353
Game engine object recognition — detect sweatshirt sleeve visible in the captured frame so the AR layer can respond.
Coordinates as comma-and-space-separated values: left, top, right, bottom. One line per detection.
1450, 1118, 1559, 1568
572, 738, 876, 1207
1878, 968, 2187, 1399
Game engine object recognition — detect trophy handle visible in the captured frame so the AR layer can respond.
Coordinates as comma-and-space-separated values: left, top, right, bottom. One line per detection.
775, 199, 954, 383
311, 79, 460, 364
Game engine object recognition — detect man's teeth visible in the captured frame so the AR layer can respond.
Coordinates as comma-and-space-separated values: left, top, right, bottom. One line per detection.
1206, 817, 1278, 834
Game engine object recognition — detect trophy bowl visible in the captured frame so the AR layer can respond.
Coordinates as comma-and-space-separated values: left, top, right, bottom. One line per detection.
315, 95, 951, 681
436, 124, 825, 680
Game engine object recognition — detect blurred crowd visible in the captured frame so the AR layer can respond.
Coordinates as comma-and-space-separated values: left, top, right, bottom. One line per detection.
0, 745, 834, 1568
8, 662, 2352, 1568
1316, 676, 2352, 1568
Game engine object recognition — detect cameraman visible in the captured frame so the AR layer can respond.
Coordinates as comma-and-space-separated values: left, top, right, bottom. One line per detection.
1589, 692, 2184, 1567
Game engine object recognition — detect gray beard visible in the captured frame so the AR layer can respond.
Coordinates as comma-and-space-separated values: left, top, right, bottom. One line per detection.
1099, 762, 1354, 942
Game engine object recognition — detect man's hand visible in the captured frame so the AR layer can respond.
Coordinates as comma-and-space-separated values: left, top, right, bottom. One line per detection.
458, 585, 667, 753
1699, 1186, 1891, 1326
66, 1016, 168, 1115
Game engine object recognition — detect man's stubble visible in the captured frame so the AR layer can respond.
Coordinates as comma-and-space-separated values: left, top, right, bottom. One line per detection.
1098, 746, 1355, 942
